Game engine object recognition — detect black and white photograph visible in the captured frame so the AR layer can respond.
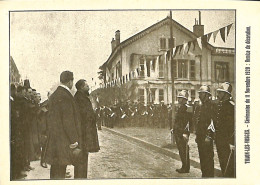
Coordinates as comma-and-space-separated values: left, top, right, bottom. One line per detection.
9, 9, 236, 180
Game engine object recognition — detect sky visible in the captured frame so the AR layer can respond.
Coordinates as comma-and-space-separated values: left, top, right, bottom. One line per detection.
10, 10, 235, 101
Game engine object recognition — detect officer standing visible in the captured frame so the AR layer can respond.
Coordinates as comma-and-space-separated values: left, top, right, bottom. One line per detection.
173, 90, 190, 173
194, 85, 214, 177
213, 82, 235, 177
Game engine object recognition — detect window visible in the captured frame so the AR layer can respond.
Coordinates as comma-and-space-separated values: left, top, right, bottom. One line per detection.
140, 59, 145, 77
215, 62, 229, 82
178, 59, 188, 78
159, 89, 164, 102
138, 89, 145, 103
190, 60, 195, 79
160, 38, 166, 50
168, 37, 176, 49
159, 57, 164, 78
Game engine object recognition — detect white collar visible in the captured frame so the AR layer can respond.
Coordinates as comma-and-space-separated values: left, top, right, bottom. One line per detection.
59, 84, 72, 95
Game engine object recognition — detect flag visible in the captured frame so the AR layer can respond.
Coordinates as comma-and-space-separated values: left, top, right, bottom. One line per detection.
178, 44, 183, 55
187, 41, 192, 53
173, 46, 179, 57
192, 40, 197, 51
207, 32, 212, 42
172, 47, 176, 57
197, 37, 202, 50
220, 27, 226, 42
227, 23, 233, 37
183, 42, 188, 55
213, 30, 219, 42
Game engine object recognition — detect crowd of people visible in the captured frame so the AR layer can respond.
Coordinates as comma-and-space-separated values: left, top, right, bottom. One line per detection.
10, 81, 44, 179
10, 71, 100, 180
10, 70, 235, 179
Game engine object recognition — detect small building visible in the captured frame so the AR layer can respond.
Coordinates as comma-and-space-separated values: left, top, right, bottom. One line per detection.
100, 14, 235, 105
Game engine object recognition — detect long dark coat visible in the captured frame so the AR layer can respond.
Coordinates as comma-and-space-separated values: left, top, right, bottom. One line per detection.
45, 86, 82, 165
74, 90, 100, 153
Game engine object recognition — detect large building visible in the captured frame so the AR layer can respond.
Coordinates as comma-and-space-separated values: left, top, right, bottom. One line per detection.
100, 14, 235, 105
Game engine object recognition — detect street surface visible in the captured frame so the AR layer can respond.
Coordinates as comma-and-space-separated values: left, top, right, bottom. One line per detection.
25, 129, 201, 179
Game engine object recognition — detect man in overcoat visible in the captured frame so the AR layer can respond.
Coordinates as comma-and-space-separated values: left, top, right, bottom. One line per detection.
45, 71, 82, 179
74, 79, 100, 178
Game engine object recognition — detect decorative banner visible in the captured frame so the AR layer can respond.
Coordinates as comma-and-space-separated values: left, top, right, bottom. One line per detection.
192, 40, 197, 51
187, 41, 192, 53
213, 30, 219, 42
172, 47, 176, 57
183, 42, 188, 55
173, 46, 179, 57
220, 26, 226, 42
178, 44, 183, 55
227, 23, 233, 37
207, 32, 212, 42
197, 37, 202, 50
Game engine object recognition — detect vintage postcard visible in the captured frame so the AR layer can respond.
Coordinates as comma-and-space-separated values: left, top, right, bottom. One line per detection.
0, 0, 260, 185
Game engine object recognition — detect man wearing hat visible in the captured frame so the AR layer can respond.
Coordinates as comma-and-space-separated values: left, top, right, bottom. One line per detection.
213, 82, 235, 177
193, 85, 214, 177
173, 90, 190, 173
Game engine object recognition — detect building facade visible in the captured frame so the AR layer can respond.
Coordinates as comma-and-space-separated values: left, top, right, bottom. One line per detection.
10, 56, 21, 85
101, 16, 235, 105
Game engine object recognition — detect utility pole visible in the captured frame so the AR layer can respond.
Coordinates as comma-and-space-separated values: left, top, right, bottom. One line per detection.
169, 11, 176, 146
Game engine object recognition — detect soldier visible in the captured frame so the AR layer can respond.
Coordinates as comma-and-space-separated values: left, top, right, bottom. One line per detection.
173, 90, 190, 173
212, 82, 235, 177
194, 85, 214, 177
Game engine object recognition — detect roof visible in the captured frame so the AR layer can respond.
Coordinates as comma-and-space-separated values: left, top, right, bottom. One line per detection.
101, 16, 198, 69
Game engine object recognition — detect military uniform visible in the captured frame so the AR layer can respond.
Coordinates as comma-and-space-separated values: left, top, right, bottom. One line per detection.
194, 101, 214, 177
212, 99, 235, 177
173, 103, 190, 172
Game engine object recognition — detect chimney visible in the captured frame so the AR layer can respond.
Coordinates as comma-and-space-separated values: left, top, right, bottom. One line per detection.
193, 11, 204, 37
115, 30, 120, 46
111, 38, 116, 51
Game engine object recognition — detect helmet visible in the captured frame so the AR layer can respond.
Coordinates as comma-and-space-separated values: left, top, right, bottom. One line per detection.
177, 90, 189, 100
217, 82, 232, 95
198, 85, 211, 95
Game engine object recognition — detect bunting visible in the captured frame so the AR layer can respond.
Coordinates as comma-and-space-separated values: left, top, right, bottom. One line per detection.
197, 37, 202, 50
172, 47, 176, 57
173, 46, 179, 57
220, 27, 226, 42
207, 32, 212, 42
227, 23, 233, 37
213, 30, 219, 42
183, 42, 188, 55
178, 45, 183, 55
187, 41, 192, 53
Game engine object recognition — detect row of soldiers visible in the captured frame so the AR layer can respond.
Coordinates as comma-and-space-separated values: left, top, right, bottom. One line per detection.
95, 100, 175, 129
10, 83, 46, 180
